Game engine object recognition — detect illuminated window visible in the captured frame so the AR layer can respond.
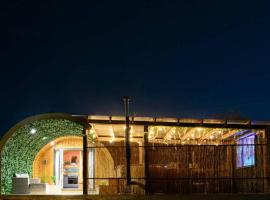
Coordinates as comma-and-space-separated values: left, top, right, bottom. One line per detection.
236, 133, 255, 168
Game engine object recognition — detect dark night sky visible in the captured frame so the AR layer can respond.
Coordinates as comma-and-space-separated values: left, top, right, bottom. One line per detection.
1, 0, 270, 135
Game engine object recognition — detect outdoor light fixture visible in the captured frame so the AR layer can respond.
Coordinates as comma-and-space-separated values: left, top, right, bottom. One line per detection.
30, 128, 37, 134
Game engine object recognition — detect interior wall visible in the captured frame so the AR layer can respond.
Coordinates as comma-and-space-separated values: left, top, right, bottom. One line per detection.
33, 136, 83, 184
33, 137, 118, 190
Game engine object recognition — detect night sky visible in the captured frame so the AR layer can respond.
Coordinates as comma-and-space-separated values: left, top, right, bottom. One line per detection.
1, 0, 270, 135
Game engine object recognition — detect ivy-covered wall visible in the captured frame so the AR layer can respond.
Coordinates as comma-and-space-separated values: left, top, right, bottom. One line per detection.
1, 119, 83, 194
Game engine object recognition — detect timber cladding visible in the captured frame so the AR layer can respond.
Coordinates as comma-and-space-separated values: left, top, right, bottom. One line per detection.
33, 136, 83, 184
2, 194, 270, 200
145, 142, 268, 194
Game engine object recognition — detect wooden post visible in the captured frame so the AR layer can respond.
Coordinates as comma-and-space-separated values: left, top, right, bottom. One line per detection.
82, 127, 89, 195
231, 144, 236, 193
144, 125, 149, 194
265, 128, 270, 193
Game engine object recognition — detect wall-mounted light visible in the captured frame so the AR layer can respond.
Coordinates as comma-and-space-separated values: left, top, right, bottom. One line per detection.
42, 137, 47, 140
30, 128, 37, 134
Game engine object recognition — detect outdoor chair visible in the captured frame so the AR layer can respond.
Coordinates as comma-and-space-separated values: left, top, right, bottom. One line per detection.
12, 174, 46, 194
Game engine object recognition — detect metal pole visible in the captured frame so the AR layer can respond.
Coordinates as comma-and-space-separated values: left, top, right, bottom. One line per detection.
123, 96, 131, 188
82, 127, 89, 195
144, 125, 149, 194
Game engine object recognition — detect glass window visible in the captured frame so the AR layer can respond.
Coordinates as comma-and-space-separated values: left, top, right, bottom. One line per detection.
236, 133, 255, 168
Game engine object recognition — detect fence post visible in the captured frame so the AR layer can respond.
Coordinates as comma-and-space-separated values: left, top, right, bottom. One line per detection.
144, 125, 149, 194
231, 144, 236, 193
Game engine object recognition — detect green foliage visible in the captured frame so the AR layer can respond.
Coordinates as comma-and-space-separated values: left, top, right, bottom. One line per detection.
51, 175, 56, 184
1, 119, 83, 194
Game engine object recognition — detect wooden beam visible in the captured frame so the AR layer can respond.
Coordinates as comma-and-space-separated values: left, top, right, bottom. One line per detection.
91, 124, 99, 140
163, 127, 176, 140
219, 129, 239, 140
199, 128, 220, 141
181, 128, 196, 140
88, 119, 268, 129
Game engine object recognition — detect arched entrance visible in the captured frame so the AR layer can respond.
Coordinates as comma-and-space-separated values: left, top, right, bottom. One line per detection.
0, 114, 85, 194
32, 136, 116, 194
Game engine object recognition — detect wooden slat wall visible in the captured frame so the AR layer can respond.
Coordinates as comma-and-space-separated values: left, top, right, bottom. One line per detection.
146, 142, 267, 194
32, 136, 83, 184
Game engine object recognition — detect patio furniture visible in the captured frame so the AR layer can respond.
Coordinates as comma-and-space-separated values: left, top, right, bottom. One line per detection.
29, 183, 47, 194
12, 174, 44, 194
12, 176, 30, 194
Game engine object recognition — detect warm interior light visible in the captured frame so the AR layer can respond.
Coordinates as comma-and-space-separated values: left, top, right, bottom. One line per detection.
50, 141, 55, 146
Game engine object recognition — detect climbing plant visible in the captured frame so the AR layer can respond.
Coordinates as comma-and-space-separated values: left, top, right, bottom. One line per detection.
1, 119, 83, 194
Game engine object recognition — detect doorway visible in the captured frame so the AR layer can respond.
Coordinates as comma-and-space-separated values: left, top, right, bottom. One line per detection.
54, 149, 83, 190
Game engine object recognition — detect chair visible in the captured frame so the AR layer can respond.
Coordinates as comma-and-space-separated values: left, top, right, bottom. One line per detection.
12, 174, 46, 194
12, 177, 30, 194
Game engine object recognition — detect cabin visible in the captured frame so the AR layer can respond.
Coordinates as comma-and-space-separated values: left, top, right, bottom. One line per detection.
0, 113, 269, 197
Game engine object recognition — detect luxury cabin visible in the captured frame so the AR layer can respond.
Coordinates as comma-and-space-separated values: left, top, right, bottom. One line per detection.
0, 113, 269, 196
